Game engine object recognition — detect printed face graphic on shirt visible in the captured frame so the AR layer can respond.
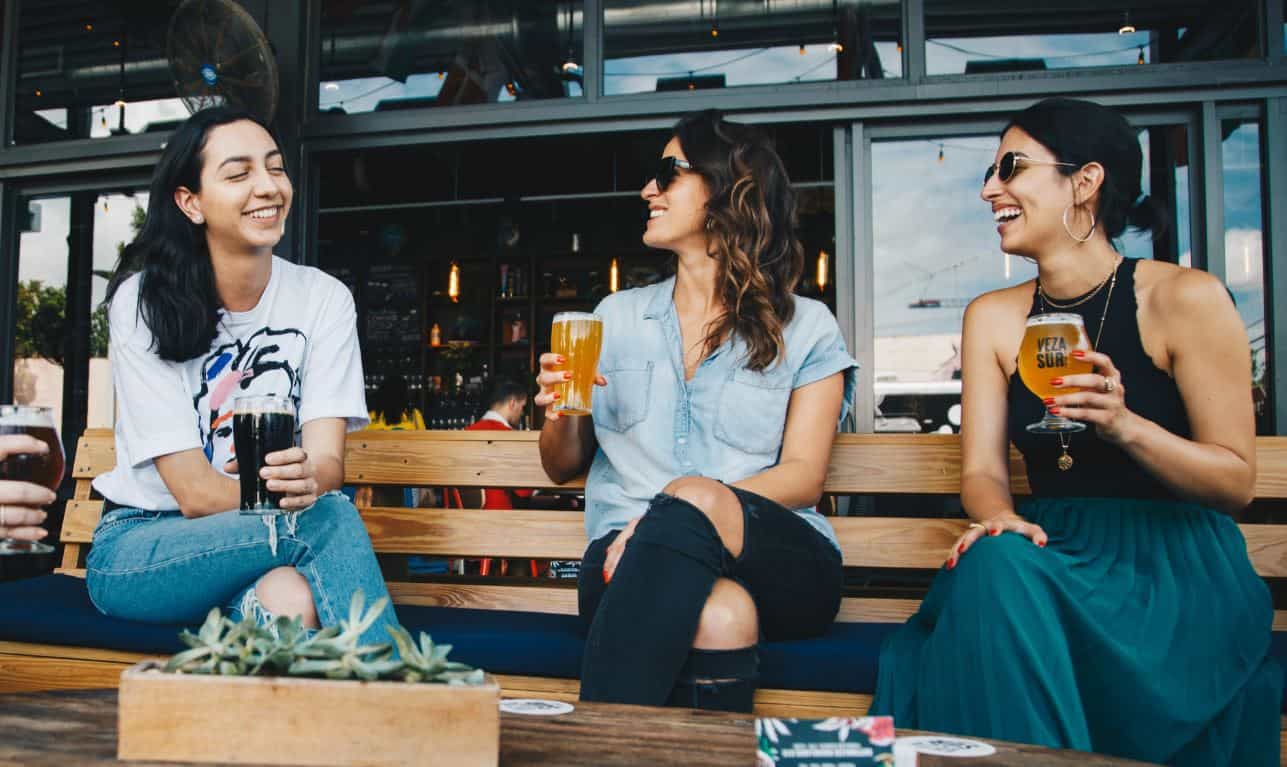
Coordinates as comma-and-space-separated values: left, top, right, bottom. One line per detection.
192, 326, 307, 466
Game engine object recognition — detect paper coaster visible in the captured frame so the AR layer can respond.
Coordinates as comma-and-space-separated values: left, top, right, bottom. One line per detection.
499, 698, 575, 716
895, 736, 998, 757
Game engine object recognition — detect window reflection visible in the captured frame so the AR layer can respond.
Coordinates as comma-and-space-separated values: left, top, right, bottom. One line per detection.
926, 0, 1261, 76
871, 126, 1190, 434
604, 0, 900, 96
13, 1, 188, 144
318, 1, 583, 115
1220, 121, 1269, 433
12, 191, 145, 437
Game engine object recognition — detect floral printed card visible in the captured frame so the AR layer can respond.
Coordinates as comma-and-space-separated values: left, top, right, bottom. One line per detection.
756, 716, 896, 766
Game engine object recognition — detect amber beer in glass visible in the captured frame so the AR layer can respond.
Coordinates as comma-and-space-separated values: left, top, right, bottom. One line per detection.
0, 405, 65, 555
1018, 313, 1093, 433
234, 395, 296, 514
550, 312, 603, 416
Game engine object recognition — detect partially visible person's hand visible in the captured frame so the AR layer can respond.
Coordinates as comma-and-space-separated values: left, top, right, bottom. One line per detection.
0, 434, 56, 541
943, 511, 1047, 570
602, 516, 643, 583
533, 352, 606, 422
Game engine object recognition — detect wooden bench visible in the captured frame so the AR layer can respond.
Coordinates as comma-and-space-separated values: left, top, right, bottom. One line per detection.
3, 430, 1285, 736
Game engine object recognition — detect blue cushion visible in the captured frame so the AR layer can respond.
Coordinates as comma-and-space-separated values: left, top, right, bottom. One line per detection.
3, 574, 1284, 713
0, 574, 187, 654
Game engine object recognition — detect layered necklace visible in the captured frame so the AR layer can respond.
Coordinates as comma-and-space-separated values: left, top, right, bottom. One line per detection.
1036, 255, 1122, 471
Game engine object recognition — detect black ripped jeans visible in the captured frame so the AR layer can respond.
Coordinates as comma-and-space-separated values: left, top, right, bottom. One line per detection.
577, 485, 842, 710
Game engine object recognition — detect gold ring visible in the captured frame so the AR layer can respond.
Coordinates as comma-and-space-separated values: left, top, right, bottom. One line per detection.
967, 522, 986, 531
1102, 377, 1116, 394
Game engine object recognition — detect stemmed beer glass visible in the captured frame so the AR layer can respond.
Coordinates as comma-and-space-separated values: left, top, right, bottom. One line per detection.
0, 405, 65, 555
1017, 314, 1093, 433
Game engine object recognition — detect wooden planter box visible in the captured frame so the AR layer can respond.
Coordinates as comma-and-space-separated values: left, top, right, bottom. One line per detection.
117, 661, 500, 766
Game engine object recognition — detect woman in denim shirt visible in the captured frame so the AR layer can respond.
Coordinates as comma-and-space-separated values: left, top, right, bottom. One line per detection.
85, 107, 396, 646
536, 110, 858, 712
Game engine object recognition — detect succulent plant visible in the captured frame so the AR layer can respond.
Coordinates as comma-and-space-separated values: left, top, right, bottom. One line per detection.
163, 589, 484, 685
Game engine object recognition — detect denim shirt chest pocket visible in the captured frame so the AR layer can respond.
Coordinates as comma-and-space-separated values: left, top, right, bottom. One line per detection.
594, 360, 654, 433
715, 366, 793, 454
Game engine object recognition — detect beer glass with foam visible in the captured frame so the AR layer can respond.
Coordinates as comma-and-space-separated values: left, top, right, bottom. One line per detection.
0, 405, 65, 555
550, 312, 603, 416
1018, 313, 1093, 433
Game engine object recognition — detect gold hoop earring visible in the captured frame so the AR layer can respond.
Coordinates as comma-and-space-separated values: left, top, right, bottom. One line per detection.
1061, 204, 1096, 243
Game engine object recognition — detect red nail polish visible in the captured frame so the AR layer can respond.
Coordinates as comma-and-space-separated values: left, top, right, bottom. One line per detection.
1037, 540, 1047, 548
1049, 407, 1061, 415
1050, 377, 1063, 386
602, 569, 611, 583
1043, 398, 1056, 406
946, 558, 956, 570
1071, 350, 1086, 358
989, 528, 1000, 536
957, 543, 965, 554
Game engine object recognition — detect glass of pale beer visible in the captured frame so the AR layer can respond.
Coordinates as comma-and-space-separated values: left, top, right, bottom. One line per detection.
0, 405, 64, 555
1017, 313, 1094, 433
550, 312, 603, 416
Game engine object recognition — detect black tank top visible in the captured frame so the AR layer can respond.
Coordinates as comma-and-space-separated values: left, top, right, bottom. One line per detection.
1007, 258, 1190, 499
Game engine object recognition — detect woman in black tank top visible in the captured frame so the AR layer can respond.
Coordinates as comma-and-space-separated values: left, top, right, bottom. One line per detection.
871, 98, 1279, 767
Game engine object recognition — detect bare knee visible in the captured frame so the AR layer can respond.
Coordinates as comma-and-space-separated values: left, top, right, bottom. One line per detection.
254, 567, 319, 629
662, 476, 743, 555
693, 578, 758, 650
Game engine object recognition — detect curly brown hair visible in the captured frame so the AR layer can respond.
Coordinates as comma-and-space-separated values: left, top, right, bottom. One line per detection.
672, 110, 804, 372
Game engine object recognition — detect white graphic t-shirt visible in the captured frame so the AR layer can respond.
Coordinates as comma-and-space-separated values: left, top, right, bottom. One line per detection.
93, 256, 369, 511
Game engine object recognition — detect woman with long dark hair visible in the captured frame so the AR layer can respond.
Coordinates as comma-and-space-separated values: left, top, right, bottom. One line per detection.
536, 110, 857, 712
87, 107, 397, 644
872, 98, 1280, 765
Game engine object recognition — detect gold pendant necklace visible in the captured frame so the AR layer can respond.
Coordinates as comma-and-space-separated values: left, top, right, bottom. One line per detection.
1041, 256, 1121, 471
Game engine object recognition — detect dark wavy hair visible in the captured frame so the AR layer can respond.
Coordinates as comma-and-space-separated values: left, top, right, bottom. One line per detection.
672, 110, 803, 372
1004, 97, 1167, 241
106, 106, 282, 362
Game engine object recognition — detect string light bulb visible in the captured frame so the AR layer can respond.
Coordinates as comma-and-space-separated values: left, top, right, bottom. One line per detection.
448, 263, 460, 301
817, 250, 829, 292
829, 40, 844, 53
710, 23, 719, 38
84, 22, 93, 32
1137, 47, 1145, 65
610, 258, 619, 293
799, 44, 806, 55
938, 144, 944, 163
34, 89, 42, 97
323, 82, 340, 92
505, 82, 517, 97
1118, 11, 1136, 35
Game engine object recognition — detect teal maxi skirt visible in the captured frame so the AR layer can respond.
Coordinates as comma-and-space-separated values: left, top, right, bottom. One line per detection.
870, 497, 1282, 766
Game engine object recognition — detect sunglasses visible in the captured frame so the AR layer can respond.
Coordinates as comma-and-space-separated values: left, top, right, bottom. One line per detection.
983, 151, 1078, 186
650, 156, 693, 192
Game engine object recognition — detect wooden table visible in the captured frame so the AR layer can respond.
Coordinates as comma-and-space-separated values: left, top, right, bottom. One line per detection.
0, 689, 1157, 766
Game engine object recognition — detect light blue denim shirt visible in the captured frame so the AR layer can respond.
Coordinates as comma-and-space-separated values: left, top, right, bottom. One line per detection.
585, 276, 858, 548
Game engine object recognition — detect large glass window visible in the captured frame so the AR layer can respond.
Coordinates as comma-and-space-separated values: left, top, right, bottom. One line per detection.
317, 1, 584, 115
13, 1, 189, 144
13, 190, 147, 440
1221, 120, 1270, 433
603, 0, 900, 96
317, 125, 834, 430
925, 0, 1262, 76
870, 124, 1190, 434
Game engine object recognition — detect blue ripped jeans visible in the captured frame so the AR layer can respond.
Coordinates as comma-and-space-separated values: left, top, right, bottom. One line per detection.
86, 492, 398, 647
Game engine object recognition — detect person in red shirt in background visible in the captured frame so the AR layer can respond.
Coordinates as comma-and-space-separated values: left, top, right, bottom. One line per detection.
463, 379, 537, 576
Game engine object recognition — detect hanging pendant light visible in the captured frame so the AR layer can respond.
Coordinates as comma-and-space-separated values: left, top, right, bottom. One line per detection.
817, 250, 829, 292
610, 258, 619, 293
448, 263, 460, 302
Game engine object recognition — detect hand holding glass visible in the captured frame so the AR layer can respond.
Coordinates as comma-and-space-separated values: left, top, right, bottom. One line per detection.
550, 312, 603, 416
1017, 313, 1093, 433
0, 405, 64, 555
233, 396, 297, 514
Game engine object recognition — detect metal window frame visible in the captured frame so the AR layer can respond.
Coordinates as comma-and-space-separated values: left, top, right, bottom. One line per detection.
1265, 97, 1287, 433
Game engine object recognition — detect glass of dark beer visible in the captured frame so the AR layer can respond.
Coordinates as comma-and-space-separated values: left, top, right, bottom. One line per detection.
233, 395, 296, 515
0, 405, 64, 555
